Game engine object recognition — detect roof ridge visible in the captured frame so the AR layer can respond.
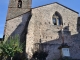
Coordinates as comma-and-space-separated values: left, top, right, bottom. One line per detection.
32, 2, 79, 14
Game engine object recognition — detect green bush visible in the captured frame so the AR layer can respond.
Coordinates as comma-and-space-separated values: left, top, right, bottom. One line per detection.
0, 36, 24, 60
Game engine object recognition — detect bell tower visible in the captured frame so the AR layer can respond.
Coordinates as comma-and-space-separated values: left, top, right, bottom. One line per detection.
7, 0, 32, 20
4, 0, 32, 41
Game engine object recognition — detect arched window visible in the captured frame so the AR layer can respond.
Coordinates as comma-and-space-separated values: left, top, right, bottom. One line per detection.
18, 0, 22, 8
52, 12, 63, 25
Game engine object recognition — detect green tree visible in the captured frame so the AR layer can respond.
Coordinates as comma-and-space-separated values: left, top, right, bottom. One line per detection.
0, 36, 23, 60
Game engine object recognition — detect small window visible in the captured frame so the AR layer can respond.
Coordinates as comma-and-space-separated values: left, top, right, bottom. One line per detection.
52, 12, 63, 25
18, 0, 22, 8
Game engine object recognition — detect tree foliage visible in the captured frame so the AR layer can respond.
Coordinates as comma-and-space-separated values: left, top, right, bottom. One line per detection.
0, 36, 24, 60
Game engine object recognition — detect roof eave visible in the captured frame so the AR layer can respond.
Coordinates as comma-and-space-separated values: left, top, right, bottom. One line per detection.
32, 2, 79, 14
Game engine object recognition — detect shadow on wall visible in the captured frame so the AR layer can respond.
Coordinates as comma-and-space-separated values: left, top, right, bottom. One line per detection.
6, 10, 32, 41
8, 11, 32, 43
77, 17, 80, 32
3, 10, 32, 60
31, 17, 80, 60
31, 26, 70, 60
2, 12, 80, 60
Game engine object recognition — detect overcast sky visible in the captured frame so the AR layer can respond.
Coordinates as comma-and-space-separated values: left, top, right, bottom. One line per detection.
0, 0, 80, 38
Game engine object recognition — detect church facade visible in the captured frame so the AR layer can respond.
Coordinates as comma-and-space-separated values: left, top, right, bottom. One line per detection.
4, 0, 80, 60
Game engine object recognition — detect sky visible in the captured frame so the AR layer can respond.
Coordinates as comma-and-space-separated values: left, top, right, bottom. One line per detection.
0, 0, 80, 38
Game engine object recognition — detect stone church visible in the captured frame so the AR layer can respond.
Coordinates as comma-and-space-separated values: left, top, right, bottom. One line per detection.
3, 0, 80, 60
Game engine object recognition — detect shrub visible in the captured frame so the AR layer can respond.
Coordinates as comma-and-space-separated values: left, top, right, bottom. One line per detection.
0, 36, 24, 60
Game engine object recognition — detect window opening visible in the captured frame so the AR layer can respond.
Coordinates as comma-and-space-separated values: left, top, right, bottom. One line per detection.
18, 0, 22, 8
52, 12, 62, 25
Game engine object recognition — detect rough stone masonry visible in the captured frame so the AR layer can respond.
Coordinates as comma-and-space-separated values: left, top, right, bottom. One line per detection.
4, 0, 80, 60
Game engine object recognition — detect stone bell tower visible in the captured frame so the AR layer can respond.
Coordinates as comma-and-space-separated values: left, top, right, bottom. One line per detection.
7, 0, 32, 20
4, 0, 32, 41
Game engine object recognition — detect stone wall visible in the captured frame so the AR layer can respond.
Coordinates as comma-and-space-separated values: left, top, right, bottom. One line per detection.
27, 3, 80, 60
4, 12, 31, 42
7, 0, 31, 20
4, 1, 80, 60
